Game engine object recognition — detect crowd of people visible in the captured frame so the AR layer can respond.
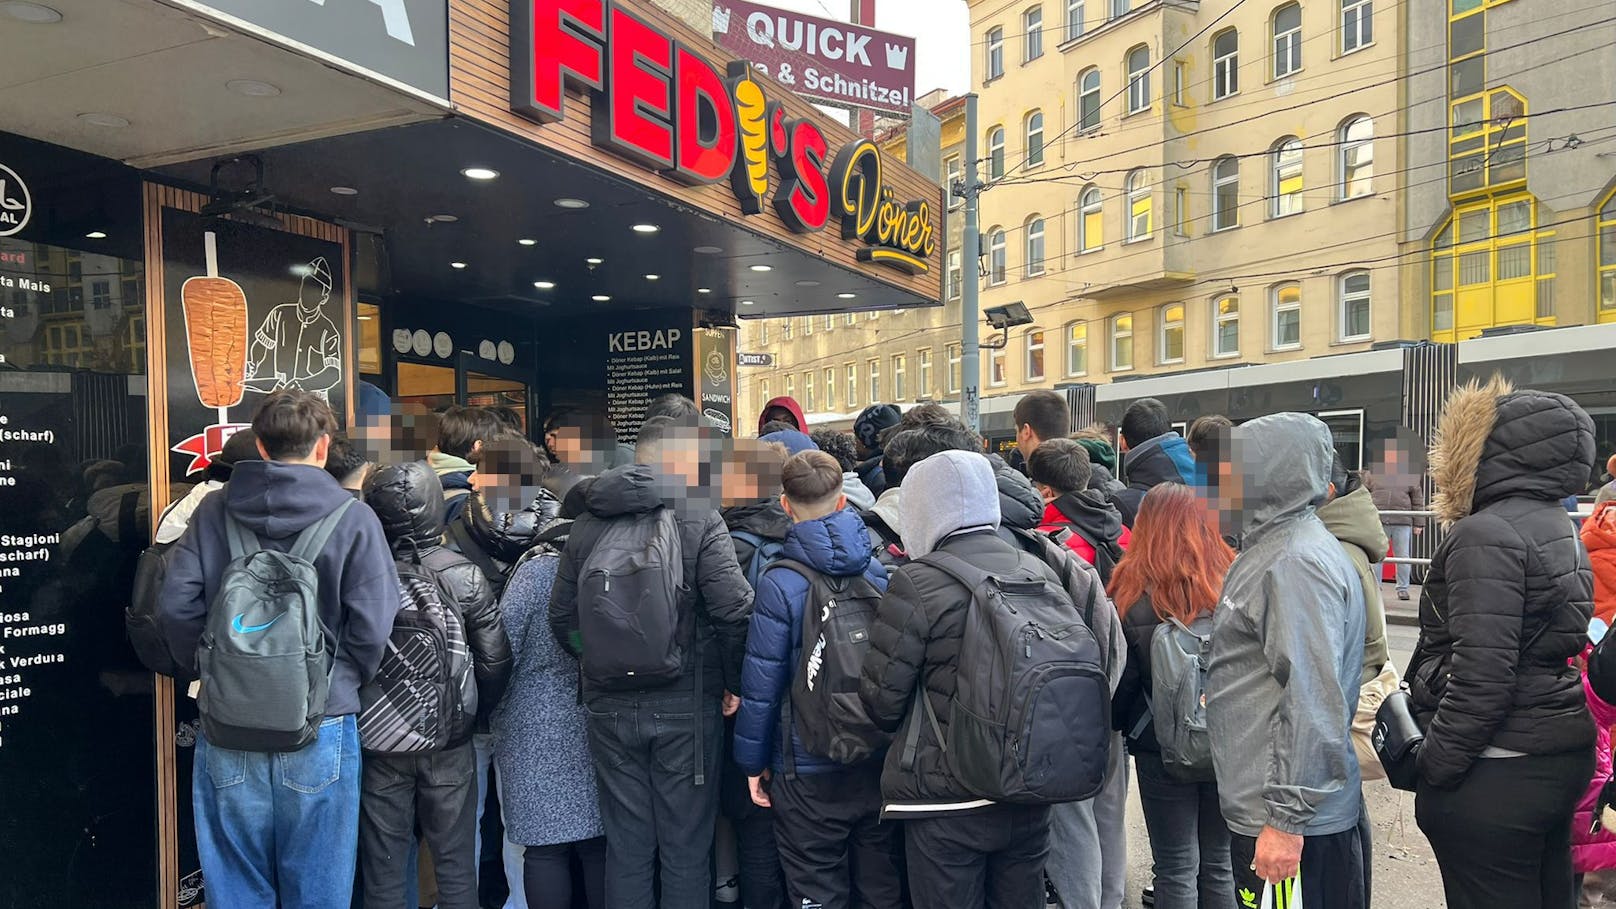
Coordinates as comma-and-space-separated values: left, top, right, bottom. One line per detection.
137, 376, 1616, 909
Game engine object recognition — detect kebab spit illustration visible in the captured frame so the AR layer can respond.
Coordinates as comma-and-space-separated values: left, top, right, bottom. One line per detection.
181, 231, 249, 424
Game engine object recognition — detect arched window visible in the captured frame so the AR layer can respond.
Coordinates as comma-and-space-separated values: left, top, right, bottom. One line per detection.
988, 127, 1006, 179
1272, 3, 1302, 78
1126, 169, 1151, 240
1339, 115, 1374, 199
1078, 69, 1102, 131
1026, 217, 1046, 276
986, 26, 1005, 79
1110, 313, 1134, 371
1212, 295, 1240, 357
1080, 185, 1103, 251
1270, 137, 1303, 217
1271, 282, 1302, 349
1159, 303, 1185, 364
1025, 110, 1045, 167
1024, 6, 1044, 61
988, 228, 1008, 285
1338, 270, 1372, 341
1126, 45, 1151, 113
1212, 28, 1239, 99
1212, 157, 1240, 231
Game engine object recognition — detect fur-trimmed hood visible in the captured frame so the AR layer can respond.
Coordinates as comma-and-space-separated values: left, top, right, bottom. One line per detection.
1429, 376, 1596, 525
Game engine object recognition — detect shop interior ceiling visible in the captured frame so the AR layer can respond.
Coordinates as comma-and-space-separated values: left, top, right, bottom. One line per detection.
0, 0, 442, 168
158, 119, 933, 322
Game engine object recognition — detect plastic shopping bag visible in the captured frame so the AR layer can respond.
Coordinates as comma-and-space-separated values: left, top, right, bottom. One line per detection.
1259, 875, 1304, 909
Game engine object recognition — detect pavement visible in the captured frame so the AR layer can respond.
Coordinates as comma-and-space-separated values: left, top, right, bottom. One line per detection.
1382, 581, 1422, 628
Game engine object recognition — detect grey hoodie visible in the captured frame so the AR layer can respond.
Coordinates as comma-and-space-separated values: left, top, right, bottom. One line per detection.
1207, 413, 1365, 838
900, 450, 1001, 557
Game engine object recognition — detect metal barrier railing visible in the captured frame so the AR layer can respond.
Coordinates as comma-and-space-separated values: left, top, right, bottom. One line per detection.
1374, 508, 1591, 568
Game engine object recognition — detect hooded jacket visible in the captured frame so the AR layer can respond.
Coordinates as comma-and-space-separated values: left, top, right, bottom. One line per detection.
1411, 380, 1596, 788
864, 486, 906, 562
758, 396, 808, 435
724, 499, 793, 580
1317, 485, 1391, 686
734, 507, 889, 776
446, 482, 564, 597
549, 464, 754, 700
1040, 492, 1131, 578
1582, 500, 1616, 627
429, 450, 477, 525
364, 461, 513, 733
159, 460, 400, 717
1206, 413, 1365, 838
1114, 433, 1197, 527
841, 473, 876, 511
1087, 463, 1127, 502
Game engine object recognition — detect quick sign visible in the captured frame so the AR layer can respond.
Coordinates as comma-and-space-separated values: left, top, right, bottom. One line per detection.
711, 0, 916, 116
0, 163, 30, 238
509, 0, 936, 276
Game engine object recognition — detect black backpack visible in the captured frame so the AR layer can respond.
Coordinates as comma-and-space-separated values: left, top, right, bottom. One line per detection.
129, 540, 183, 677
358, 555, 477, 754
576, 507, 686, 690
771, 559, 890, 768
905, 550, 1110, 804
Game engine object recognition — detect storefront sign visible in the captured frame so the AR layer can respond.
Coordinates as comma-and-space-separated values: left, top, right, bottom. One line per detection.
509, 0, 935, 275
710, 0, 916, 116
0, 162, 30, 237
736, 351, 774, 367
179, 0, 450, 98
696, 327, 736, 436
604, 320, 691, 443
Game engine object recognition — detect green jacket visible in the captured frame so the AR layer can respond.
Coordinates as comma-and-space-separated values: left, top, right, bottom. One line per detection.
1317, 486, 1391, 686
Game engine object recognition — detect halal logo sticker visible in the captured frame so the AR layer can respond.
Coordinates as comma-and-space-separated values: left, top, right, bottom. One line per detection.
0, 162, 31, 238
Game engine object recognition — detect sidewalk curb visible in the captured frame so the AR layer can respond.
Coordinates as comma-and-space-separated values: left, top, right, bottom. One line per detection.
1387, 611, 1419, 628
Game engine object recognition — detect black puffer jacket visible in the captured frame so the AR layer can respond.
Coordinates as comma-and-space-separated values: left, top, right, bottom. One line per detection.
365, 461, 514, 730
861, 530, 1061, 815
723, 499, 793, 580
447, 477, 565, 594
988, 452, 1045, 540
550, 465, 754, 700
1408, 382, 1596, 789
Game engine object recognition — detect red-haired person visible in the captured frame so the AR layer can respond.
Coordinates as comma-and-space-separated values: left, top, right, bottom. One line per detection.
1108, 483, 1236, 909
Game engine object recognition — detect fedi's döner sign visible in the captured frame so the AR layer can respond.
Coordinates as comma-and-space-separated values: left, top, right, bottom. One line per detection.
509, 0, 937, 275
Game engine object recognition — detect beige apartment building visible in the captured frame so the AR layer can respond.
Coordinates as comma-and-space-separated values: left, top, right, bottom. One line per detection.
736, 91, 969, 428
969, 0, 1404, 396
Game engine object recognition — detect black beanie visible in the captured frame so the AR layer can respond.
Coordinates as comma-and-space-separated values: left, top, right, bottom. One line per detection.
855, 404, 902, 450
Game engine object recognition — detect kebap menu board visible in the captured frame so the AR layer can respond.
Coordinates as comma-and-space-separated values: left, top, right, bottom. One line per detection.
604, 320, 693, 445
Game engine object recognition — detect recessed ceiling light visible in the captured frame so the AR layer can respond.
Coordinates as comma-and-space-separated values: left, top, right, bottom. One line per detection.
592, 294, 611, 302
226, 79, 282, 97
76, 112, 129, 128
533, 281, 555, 289
697, 288, 712, 294
586, 257, 603, 265
740, 300, 756, 306
837, 292, 857, 299
1, 2, 63, 24
645, 274, 660, 281
749, 264, 773, 272
357, 315, 373, 321
795, 280, 820, 287
84, 230, 107, 239
555, 198, 590, 209
329, 186, 358, 196
694, 245, 723, 254
518, 238, 537, 246
632, 223, 660, 234
425, 213, 458, 224
450, 261, 467, 269
461, 167, 499, 181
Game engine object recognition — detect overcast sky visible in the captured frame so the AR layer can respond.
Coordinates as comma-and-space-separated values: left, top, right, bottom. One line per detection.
750, 0, 971, 97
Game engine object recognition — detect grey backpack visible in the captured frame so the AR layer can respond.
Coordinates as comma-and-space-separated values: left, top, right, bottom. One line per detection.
1149, 614, 1216, 781
197, 499, 353, 752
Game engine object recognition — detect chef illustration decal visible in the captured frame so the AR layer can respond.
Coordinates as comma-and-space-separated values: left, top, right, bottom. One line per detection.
244, 255, 342, 399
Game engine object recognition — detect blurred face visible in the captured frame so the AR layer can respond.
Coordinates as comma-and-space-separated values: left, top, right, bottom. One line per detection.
763, 406, 799, 429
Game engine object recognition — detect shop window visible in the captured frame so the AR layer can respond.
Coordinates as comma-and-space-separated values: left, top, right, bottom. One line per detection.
1110, 314, 1133, 371
1127, 170, 1151, 240
1268, 137, 1304, 218
1024, 6, 1044, 61
1339, 271, 1372, 341
988, 127, 1006, 179
1212, 157, 1240, 231
1339, 115, 1374, 199
868, 358, 881, 402
1026, 217, 1046, 276
358, 301, 382, 375
846, 362, 858, 407
987, 27, 1005, 80
1212, 296, 1240, 358
948, 344, 962, 393
1066, 321, 1088, 376
823, 367, 836, 411
989, 229, 1008, 285
1272, 3, 1302, 78
1127, 45, 1151, 113
1026, 329, 1046, 382
1159, 303, 1185, 364
1271, 283, 1302, 349
1025, 111, 1045, 167
1078, 69, 1102, 132
948, 250, 963, 301
918, 348, 933, 396
892, 355, 907, 400
1342, 0, 1372, 53
1212, 28, 1239, 100
989, 346, 1007, 386
1066, 0, 1085, 41
1599, 192, 1616, 320
1080, 185, 1103, 251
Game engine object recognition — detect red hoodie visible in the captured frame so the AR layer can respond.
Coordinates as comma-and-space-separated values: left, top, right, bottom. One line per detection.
1037, 499, 1131, 569
758, 396, 807, 435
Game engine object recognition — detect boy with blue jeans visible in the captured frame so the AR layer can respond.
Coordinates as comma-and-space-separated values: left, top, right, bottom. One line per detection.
160, 391, 400, 907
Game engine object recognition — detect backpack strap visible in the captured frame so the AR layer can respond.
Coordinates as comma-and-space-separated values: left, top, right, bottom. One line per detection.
448, 519, 504, 589
914, 550, 993, 594
224, 511, 261, 560
900, 682, 950, 771
289, 498, 357, 563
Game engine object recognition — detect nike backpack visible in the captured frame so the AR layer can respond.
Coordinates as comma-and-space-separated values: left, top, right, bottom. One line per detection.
906, 550, 1110, 804
772, 559, 891, 766
1149, 614, 1217, 782
197, 499, 354, 752
577, 507, 686, 690
357, 554, 477, 754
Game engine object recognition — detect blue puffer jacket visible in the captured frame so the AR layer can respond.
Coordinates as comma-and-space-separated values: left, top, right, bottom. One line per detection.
733, 507, 888, 776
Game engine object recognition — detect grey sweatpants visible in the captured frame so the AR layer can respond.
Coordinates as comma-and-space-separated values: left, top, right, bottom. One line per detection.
1046, 734, 1128, 909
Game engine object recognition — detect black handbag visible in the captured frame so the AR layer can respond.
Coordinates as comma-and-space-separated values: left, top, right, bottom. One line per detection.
1373, 689, 1426, 792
